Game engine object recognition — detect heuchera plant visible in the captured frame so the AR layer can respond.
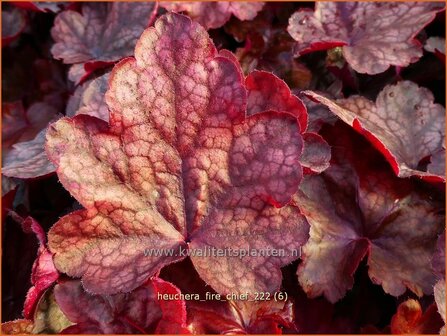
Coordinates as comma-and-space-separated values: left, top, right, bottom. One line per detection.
1, 2, 446, 335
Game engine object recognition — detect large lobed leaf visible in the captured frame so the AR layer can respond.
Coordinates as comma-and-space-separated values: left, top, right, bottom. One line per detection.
46, 13, 309, 296
294, 127, 444, 303
305, 81, 445, 182
51, 3, 158, 64
51, 3, 158, 83
287, 2, 445, 74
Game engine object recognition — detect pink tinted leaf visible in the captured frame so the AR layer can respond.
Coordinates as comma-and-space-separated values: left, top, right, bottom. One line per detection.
425, 36, 446, 54
288, 2, 445, 74
432, 231, 445, 279
428, 149, 445, 177
66, 62, 112, 85
190, 191, 308, 296
245, 71, 331, 175
20, 217, 59, 319
2, 8, 26, 47
305, 81, 446, 181
295, 132, 444, 303
66, 73, 110, 122
51, 3, 158, 64
54, 278, 187, 334
160, 2, 264, 29
246, 70, 307, 132
3, 128, 57, 179
300, 132, 331, 174
302, 82, 342, 133
425, 36, 446, 62
189, 300, 294, 334
46, 13, 306, 296
2, 102, 58, 150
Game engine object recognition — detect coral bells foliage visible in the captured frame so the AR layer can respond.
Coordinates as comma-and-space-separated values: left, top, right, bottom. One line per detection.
288, 2, 445, 74
1, 2, 446, 335
46, 12, 311, 297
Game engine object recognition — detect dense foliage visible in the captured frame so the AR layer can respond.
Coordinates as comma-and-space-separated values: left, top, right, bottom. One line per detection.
2, 2, 446, 334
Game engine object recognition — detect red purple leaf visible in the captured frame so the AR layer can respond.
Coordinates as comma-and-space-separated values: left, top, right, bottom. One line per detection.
288, 2, 445, 74
428, 149, 445, 177
66, 73, 110, 122
160, 2, 264, 29
2, 102, 58, 150
305, 81, 445, 181
46, 13, 307, 296
12, 2, 69, 13
432, 231, 446, 279
300, 132, 331, 174
19, 217, 59, 319
51, 2, 158, 83
294, 129, 444, 303
189, 300, 294, 334
246, 70, 307, 132
244, 70, 331, 174
2, 8, 26, 47
54, 278, 187, 334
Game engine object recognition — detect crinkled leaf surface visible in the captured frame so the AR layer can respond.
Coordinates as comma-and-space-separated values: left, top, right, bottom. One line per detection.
51, 2, 158, 64
294, 129, 444, 303
305, 81, 445, 181
46, 13, 308, 296
3, 128, 57, 179
160, 2, 264, 29
66, 73, 110, 122
189, 300, 294, 334
54, 278, 187, 334
2, 8, 26, 46
245, 70, 307, 131
244, 70, 331, 174
288, 2, 445, 74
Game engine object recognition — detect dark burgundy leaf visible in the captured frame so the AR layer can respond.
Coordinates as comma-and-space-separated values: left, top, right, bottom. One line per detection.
294, 128, 444, 302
